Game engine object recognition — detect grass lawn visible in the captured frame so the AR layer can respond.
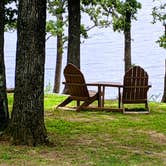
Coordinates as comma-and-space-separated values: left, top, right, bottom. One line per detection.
1, 93, 166, 166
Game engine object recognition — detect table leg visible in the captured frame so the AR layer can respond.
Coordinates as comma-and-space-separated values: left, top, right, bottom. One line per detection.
102, 86, 105, 107
118, 87, 121, 108
98, 85, 102, 107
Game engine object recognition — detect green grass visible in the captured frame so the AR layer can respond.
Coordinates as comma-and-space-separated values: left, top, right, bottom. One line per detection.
1, 93, 166, 165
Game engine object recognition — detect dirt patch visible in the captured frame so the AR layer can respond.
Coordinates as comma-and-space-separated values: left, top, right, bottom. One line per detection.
61, 114, 116, 123
136, 130, 166, 145
148, 131, 166, 145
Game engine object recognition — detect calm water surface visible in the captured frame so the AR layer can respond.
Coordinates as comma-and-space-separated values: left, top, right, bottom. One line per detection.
4, 0, 166, 101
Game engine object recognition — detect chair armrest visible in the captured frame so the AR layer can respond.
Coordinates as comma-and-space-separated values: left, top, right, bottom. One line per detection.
148, 84, 152, 88
62, 82, 101, 87
62, 82, 87, 86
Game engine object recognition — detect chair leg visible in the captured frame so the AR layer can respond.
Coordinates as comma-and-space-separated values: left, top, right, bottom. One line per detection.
77, 101, 80, 107
76, 94, 98, 112
122, 104, 126, 114
145, 102, 150, 113
56, 97, 73, 108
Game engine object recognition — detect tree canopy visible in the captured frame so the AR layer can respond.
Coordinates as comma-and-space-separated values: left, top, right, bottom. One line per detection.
152, 0, 166, 48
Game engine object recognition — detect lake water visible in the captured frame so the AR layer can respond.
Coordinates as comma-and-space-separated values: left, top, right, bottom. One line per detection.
4, 0, 166, 101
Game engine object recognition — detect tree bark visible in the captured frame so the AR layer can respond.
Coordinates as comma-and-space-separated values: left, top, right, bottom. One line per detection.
53, 13, 63, 93
9, 0, 48, 146
162, 59, 166, 102
0, 0, 9, 131
124, 1, 132, 73
124, 28, 131, 72
67, 0, 80, 68
62, 0, 80, 94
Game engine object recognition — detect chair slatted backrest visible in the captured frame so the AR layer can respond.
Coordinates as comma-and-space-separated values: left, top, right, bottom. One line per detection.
64, 63, 89, 97
122, 66, 149, 103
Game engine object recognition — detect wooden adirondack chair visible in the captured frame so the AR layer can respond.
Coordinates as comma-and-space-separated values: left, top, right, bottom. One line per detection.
57, 63, 99, 111
122, 66, 151, 114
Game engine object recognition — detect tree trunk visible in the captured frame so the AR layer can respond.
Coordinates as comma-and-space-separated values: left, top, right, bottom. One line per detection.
9, 0, 48, 146
63, 0, 80, 94
53, 13, 63, 93
124, 1, 132, 73
162, 59, 166, 102
67, 0, 80, 68
0, 0, 9, 131
124, 29, 131, 72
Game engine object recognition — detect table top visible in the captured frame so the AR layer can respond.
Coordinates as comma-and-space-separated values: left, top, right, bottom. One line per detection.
87, 81, 123, 87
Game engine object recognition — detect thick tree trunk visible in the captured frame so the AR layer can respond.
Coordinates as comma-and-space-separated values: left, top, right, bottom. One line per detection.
0, 0, 9, 131
53, 14, 63, 93
67, 0, 80, 68
124, 29, 131, 72
124, 1, 132, 73
162, 59, 166, 102
9, 0, 48, 145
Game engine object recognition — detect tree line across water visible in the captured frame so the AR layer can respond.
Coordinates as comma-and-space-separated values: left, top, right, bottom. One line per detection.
0, 0, 165, 146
